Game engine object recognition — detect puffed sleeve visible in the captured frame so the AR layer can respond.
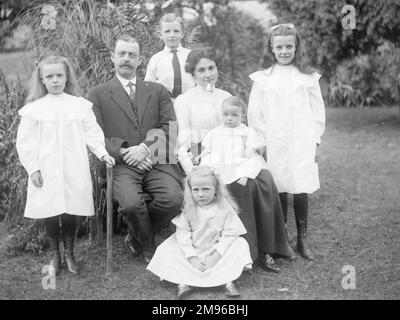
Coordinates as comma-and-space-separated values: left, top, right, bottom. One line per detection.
212, 210, 247, 256
173, 213, 197, 259
247, 80, 267, 147
174, 95, 194, 175
309, 73, 325, 145
16, 113, 40, 176
79, 98, 109, 160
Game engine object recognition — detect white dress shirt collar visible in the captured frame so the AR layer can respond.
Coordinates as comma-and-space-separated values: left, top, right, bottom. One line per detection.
163, 44, 184, 53
116, 74, 136, 89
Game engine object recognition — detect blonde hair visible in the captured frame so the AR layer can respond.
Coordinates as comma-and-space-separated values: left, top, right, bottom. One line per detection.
222, 95, 246, 115
182, 165, 239, 220
158, 12, 184, 31
25, 55, 80, 103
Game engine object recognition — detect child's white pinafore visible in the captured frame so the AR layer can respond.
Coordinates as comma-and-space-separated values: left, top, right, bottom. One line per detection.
248, 65, 325, 194
147, 203, 252, 287
16, 93, 108, 219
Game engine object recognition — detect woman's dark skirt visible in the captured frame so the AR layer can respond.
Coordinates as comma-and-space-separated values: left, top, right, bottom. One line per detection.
227, 169, 292, 260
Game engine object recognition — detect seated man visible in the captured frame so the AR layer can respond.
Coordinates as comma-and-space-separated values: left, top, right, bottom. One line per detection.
87, 34, 183, 263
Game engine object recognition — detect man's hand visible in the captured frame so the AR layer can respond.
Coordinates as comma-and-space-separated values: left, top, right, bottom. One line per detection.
136, 157, 153, 172
120, 145, 148, 166
101, 154, 116, 167
204, 250, 221, 270
188, 256, 206, 272
30, 170, 43, 188
315, 144, 320, 163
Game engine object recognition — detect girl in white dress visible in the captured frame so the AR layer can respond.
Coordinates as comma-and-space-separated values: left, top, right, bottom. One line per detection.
147, 165, 252, 299
16, 56, 115, 275
248, 23, 326, 260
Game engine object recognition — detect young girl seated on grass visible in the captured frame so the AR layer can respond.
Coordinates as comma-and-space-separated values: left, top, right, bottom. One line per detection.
147, 165, 252, 299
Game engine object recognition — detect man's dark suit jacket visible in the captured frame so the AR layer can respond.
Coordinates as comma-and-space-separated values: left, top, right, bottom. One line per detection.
87, 76, 183, 183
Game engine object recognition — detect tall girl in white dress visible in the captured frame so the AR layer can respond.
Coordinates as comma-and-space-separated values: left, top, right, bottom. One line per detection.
147, 166, 252, 299
16, 56, 115, 275
248, 23, 326, 260
174, 47, 295, 273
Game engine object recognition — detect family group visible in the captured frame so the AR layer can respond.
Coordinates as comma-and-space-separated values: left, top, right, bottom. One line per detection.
16, 13, 325, 299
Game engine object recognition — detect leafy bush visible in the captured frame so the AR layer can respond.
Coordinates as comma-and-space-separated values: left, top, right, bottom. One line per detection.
329, 43, 400, 107
0, 69, 26, 224
16, 0, 164, 92
0, 69, 48, 255
1, 221, 47, 256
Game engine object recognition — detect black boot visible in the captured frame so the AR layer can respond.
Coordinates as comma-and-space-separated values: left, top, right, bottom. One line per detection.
123, 220, 142, 258
63, 235, 79, 274
284, 224, 297, 260
295, 219, 314, 260
48, 236, 61, 275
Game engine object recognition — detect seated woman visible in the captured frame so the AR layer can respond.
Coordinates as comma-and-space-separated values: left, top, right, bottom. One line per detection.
174, 47, 296, 273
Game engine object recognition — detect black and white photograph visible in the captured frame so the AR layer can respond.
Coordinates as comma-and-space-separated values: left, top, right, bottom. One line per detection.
0, 0, 399, 304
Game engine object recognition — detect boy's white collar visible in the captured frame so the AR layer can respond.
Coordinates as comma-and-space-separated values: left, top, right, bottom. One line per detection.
163, 43, 184, 52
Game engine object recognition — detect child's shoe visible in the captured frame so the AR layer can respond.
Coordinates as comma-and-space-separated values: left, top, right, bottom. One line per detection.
224, 282, 240, 297
176, 284, 192, 300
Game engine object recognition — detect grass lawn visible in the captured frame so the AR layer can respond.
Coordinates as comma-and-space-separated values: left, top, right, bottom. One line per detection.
1, 106, 399, 300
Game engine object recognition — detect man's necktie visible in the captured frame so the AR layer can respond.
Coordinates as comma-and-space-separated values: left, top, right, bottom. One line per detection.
171, 49, 182, 98
127, 81, 135, 102
127, 82, 138, 118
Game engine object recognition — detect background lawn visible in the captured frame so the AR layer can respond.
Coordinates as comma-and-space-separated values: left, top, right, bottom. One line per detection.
1, 106, 399, 300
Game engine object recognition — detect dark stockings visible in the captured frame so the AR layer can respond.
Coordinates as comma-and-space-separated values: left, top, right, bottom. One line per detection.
45, 213, 76, 240
279, 193, 308, 222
